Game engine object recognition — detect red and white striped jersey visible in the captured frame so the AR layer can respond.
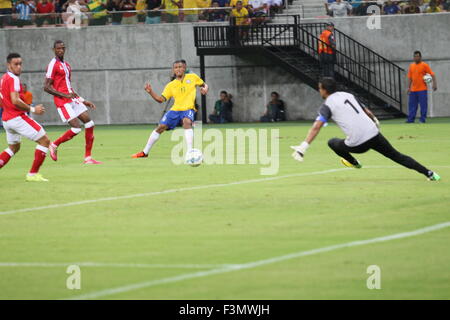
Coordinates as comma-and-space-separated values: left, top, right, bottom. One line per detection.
0, 71, 26, 121
46, 57, 73, 108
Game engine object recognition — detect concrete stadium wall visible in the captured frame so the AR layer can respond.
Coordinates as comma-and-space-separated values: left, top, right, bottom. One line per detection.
0, 13, 449, 125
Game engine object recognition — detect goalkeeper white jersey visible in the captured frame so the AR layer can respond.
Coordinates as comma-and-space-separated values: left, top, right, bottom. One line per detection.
317, 91, 379, 147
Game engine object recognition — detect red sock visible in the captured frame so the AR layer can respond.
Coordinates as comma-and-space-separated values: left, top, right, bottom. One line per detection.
29, 146, 48, 174
0, 148, 14, 169
53, 128, 80, 147
85, 126, 94, 158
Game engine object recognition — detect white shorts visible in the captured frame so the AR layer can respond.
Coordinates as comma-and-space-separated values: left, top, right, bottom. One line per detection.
2, 114, 46, 145
57, 100, 88, 123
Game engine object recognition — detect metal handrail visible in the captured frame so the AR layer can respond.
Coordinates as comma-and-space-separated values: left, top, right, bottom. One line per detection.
295, 26, 373, 87
299, 22, 403, 110
300, 23, 404, 70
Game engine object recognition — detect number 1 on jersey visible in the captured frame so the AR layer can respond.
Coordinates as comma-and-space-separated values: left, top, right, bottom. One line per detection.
344, 99, 360, 114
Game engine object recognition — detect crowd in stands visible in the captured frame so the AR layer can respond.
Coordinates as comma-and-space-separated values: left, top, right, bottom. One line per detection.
0, 0, 286, 27
325, 0, 450, 17
1, 0, 448, 28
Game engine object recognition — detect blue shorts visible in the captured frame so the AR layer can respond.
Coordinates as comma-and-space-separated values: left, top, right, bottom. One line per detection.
160, 109, 195, 130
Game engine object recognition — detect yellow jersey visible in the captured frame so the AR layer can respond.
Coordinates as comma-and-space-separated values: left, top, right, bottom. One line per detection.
183, 0, 199, 15
161, 73, 204, 111
136, 0, 147, 13
231, 7, 249, 25
197, 0, 212, 8
162, 0, 180, 15
0, 0, 12, 9
230, 0, 248, 6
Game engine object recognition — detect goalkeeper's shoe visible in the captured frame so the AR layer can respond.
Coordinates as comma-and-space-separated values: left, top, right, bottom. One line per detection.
427, 171, 441, 181
290, 146, 305, 162
341, 158, 362, 169
26, 173, 49, 182
131, 151, 148, 159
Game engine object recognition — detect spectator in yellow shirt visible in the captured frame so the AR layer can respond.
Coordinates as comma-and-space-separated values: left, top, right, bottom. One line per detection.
230, 0, 248, 7
196, 0, 211, 20
183, 0, 199, 22
136, 0, 147, 22
231, 0, 249, 25
0, 0, 13, 28
162, 0, 181, 23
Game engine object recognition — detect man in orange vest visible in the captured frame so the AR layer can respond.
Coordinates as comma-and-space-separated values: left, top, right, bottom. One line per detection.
318, 22, 336, 78
406, 51, 437, 123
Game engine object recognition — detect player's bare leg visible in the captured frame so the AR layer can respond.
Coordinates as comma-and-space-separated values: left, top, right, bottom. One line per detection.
182, 117, 194, 152
26, 135, 50, 182
0, 143, 20, 169
49, 117, 82, 161
132, 124, 167, 158
78, 111, 102, 164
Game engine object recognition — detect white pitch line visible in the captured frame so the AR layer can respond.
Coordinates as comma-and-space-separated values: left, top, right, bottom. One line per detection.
65, 221, 450, 300
0, 262, 238, 269
1, 165, 449, 217
0, 168, 350, 216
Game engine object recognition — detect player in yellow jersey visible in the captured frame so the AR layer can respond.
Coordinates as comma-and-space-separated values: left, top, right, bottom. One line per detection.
132, 60, 209, 158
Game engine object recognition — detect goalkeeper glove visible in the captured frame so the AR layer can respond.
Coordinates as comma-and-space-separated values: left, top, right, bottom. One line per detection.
290, 141, 310, 162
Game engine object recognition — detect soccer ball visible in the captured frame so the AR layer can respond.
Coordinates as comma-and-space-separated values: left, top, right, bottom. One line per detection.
185, 149, 203, 167
423, 74, 432, 84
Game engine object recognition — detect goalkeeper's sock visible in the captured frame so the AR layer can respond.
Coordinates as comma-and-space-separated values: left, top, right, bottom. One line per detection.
143, 130, 160, 155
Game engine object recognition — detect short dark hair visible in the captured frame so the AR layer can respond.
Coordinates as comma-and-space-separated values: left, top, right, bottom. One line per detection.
54, 40, 64, 48
220, 90, 228, 95
7, 53, 21, 63
271, 91, 279, 97
173, 59, 187, 65
414, 51, 422, 57
319, 77, 337, 94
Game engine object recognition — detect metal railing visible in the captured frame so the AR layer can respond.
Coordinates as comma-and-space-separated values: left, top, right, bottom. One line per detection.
296, 26, 373, 94
194, 17, 404, 112
194, 23, 298, 48
300, 23, 404, 111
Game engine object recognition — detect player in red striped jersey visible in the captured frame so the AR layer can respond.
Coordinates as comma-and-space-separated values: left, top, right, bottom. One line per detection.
0, 53, 51, 182
43, 40, 102, 165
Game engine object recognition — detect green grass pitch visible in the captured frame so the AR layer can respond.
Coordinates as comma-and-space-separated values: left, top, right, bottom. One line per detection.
0, 119, 449, 300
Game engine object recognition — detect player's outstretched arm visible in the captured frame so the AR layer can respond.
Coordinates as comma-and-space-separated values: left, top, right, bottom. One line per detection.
362, 107, 380, 128
291, 120, 325, 162
71, 90, 96, 109
44, 78, 75, 99
304, 120, 325, 145
11, 91, 45, 115
144, 83, 165, 103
